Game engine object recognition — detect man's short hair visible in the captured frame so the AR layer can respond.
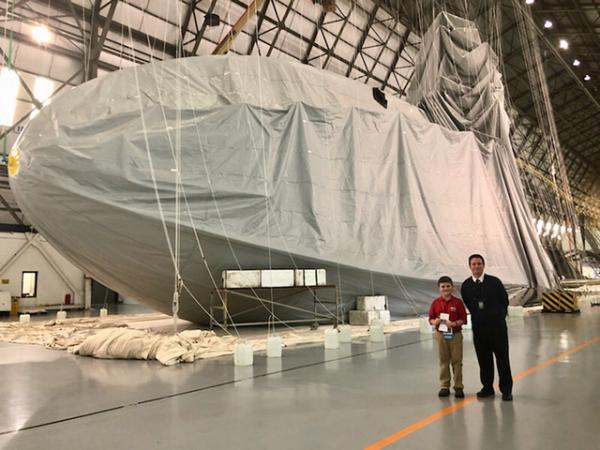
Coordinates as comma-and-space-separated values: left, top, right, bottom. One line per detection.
437, 276, 453, 286
468, 254, 485, 265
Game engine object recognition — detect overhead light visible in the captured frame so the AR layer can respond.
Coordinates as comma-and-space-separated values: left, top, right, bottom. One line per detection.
559, 39, 569, 50
31, 24, 52, 44
525, 0, 535, 4
585, 74, 591, 81
30, 77, 54, 118
544, 20, 553, 29
0, 68, 19, 127
573, 59, 581, 66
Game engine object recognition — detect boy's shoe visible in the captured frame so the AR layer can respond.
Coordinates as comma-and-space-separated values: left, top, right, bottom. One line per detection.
454, 388, 465, 398
438, 388, 450, 397
476, 388, 495, 398
502, 393, 513, 402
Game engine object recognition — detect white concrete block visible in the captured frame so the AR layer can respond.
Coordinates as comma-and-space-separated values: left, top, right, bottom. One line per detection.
56, 310, 67, 321
508, 305, 525, 317
349, 310, 389, 325
222, 270, 261, 288
260, 270, 295, 288
99, 308, 108, 317
19, 314, 30, 324
356, 296, 387, 311
349, 310, 377, 325
378, 310, 391, 325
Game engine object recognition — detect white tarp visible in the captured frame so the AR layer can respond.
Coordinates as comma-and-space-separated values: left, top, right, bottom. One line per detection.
10, 30, 554, 323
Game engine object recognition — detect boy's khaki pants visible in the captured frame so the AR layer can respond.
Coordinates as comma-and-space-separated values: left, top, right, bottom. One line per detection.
436, 331, 463, 389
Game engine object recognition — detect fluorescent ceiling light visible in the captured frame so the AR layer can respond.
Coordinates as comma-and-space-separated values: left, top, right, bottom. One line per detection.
525, 0, 534, 4
559, 39, 569, 49
573, 59, 581, 66
0, 68, 19, 127
544, 20, 553, 29
32, 24, 52, 44
584, 74, 591, 81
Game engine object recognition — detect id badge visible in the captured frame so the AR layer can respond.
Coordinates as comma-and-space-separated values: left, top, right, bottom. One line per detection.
478, 301, 484, 310
443, 329, 453, 340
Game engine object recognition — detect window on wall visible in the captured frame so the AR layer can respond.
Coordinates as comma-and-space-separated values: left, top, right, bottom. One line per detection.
21, 272, 38, 298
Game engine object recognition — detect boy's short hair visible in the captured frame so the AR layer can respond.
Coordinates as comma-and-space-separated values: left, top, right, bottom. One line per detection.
468, 254, 485, 265
437, 276, 453, 286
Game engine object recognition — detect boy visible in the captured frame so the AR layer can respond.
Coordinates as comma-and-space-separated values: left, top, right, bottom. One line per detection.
428, 276, 468, 398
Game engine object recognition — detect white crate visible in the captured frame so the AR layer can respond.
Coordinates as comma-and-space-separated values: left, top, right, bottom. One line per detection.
356, 295, 387, 311
349, 309, 390, 326
304, 269, 317, 286
293, 269, 327, 286
317, 269, 326, 286
260, 270, 295, 288
294, 270, 304, 286
222, 270, 261, 289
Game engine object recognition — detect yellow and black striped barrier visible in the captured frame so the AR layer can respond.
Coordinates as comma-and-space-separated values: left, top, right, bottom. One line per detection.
542, 290, 580, 313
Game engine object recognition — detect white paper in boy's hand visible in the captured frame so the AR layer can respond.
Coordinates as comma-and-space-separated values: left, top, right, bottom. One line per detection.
440, 313, 450, 321
438, 323, 448, 332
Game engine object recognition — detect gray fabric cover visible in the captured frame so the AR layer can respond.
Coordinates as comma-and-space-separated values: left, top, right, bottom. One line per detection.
10, 41, 554, 322
407, 12, 557, 289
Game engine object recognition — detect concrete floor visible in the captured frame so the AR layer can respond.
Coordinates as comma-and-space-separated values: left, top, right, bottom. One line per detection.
0, 306, 598, 450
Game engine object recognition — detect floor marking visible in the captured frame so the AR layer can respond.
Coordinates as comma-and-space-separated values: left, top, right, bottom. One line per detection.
364, 335, 600, 450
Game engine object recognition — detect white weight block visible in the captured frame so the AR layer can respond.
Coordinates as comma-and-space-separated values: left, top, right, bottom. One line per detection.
324, 328, 339, 349
356, 296, 387, 311
370, 320, 385, 342
234, 342, 254, 366
266, 336, 282, 358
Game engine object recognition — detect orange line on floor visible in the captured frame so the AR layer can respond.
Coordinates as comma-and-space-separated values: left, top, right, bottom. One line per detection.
364, 335, 600, 450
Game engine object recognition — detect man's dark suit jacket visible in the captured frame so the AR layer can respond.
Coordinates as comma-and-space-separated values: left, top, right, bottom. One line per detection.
461, 274, 508, 328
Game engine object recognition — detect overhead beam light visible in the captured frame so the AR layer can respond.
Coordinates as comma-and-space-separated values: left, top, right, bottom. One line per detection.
573, 59, 581, 66
544, 20, 553, 28
525, 0, 535, 4
559, 39, 569, 50
31, 24, 52, 44
584, 74, 591, 81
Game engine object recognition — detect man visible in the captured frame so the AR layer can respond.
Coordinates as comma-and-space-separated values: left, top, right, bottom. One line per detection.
428, 276, 468, 398
461, 254, 513, 401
